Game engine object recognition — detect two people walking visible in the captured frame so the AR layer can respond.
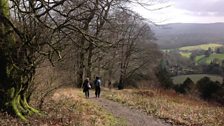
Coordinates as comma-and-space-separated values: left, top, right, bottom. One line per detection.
82, 77, 101, 98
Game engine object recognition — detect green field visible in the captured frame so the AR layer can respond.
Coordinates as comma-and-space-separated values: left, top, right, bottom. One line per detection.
181, 53, 224, 64
180, 52, 191, 58
198, 54, 224, 64
163, 43, 224, 64
172, 74, 223, 84
179, 43, 223, 51
195, 55, 205, 62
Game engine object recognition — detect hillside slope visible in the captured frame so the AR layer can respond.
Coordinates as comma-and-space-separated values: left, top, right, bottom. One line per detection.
103, 89, 224, 126
152, 23, 224, 49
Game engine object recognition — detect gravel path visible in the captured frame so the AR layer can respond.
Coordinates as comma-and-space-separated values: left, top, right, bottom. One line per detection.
91, 96, 170, 126
53, 88, 170, 126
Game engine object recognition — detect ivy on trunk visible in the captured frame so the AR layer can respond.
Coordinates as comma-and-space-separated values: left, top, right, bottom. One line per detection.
0, 0, 39, 121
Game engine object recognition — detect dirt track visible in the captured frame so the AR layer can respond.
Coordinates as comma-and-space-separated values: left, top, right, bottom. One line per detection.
90, 91, 170, 126
53, 88, 170, 126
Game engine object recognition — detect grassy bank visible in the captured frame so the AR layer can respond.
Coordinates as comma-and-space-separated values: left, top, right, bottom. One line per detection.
103, 88, 224, 126
0, 88, 124, 126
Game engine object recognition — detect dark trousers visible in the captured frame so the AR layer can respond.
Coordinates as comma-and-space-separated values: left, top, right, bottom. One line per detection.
95, 86, 101, 97
85, 90, 89, 98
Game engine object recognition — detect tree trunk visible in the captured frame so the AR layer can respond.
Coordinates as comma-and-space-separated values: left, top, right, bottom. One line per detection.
0, 49, 39, 121
76, 4, 97, 87
86, 43, 93, 80
118, 41, 125, 90
118, 72, 124, 90
77, 40, 85, 88
0, 0, 39, 120
118, 52, 125, 90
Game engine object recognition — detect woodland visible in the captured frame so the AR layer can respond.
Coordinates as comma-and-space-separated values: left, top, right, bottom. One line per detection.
0, 0, 161, 121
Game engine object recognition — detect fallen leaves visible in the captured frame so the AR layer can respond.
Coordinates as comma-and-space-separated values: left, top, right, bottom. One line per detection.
0, 88, 121, 126
103, 89, 224, 126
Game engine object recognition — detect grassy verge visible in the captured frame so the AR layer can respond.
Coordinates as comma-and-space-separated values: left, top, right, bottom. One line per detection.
103, 88, 224, 126
0, 88, 124, 126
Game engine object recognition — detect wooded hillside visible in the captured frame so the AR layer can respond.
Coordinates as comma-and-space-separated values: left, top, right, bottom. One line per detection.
0, 0, 161, 120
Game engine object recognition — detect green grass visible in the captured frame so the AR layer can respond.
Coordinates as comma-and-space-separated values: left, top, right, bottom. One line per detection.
162, 49, 170, 52
179, 43, 223, 51
172, 74, 223, 84
194, 55, 205, 62
197, 54, 224, 64
180, 52, 192, 58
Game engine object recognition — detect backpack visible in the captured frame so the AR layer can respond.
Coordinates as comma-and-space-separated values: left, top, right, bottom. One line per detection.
94, 79, 101, 87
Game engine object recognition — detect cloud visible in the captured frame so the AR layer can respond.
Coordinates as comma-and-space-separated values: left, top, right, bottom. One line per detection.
131, 0, 224, 24
173, 0, 224, 16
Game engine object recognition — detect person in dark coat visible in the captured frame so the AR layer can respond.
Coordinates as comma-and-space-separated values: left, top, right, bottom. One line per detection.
94, 76, 101, 98
108, 80, 112, 90
83, 78, 90, 98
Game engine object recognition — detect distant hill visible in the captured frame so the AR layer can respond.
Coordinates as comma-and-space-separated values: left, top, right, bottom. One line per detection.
152, 23, 224, 49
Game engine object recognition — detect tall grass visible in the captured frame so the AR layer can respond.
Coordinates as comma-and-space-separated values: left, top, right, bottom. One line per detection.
103, 89, 224, 126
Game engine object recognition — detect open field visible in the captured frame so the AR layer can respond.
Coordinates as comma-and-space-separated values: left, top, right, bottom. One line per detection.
194, 55, 205, 63
197, 53, 224, 64
172, 74, 223, 84
179, 43, 223, 51
179, 52, 191, 58
162, 43, 224, 62
103, 88, 224, 126
193, 54, 224, 64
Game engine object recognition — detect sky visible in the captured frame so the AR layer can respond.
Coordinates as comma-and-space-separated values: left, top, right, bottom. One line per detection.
131, 0, 224, 24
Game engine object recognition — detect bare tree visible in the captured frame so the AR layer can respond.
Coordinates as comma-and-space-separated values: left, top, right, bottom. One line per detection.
0, 0, 163, 120
0, 0, 83, 120
94, 8, 161, 89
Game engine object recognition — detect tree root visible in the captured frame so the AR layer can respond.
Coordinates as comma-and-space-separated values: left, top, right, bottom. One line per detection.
10, 94, 41, 121
11, 96, 27, 121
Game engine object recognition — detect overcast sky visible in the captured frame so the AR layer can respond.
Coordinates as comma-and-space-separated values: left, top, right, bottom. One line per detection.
131, 0, 224, 24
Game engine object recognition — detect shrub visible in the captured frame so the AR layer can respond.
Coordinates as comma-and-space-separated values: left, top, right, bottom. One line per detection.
156, 61, 174, 89
174, 84, 186, 94
212, 87, 224, 104
117, 83, 124, 90
156, 68, 174, 89
175, 77, 194, 94
196, 77, 221, 99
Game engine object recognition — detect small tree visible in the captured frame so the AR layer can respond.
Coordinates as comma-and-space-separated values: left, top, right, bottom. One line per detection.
175, 77, 194, 94
156, 60, 174, 89
204, 47, 212, 57
196, 77, 220, 99
182, 77, 194, 92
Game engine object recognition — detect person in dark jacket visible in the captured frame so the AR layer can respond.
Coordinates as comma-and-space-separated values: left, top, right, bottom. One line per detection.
94, 76, 101, 98
108, 80, 112, 90
83, 78, 90, 98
